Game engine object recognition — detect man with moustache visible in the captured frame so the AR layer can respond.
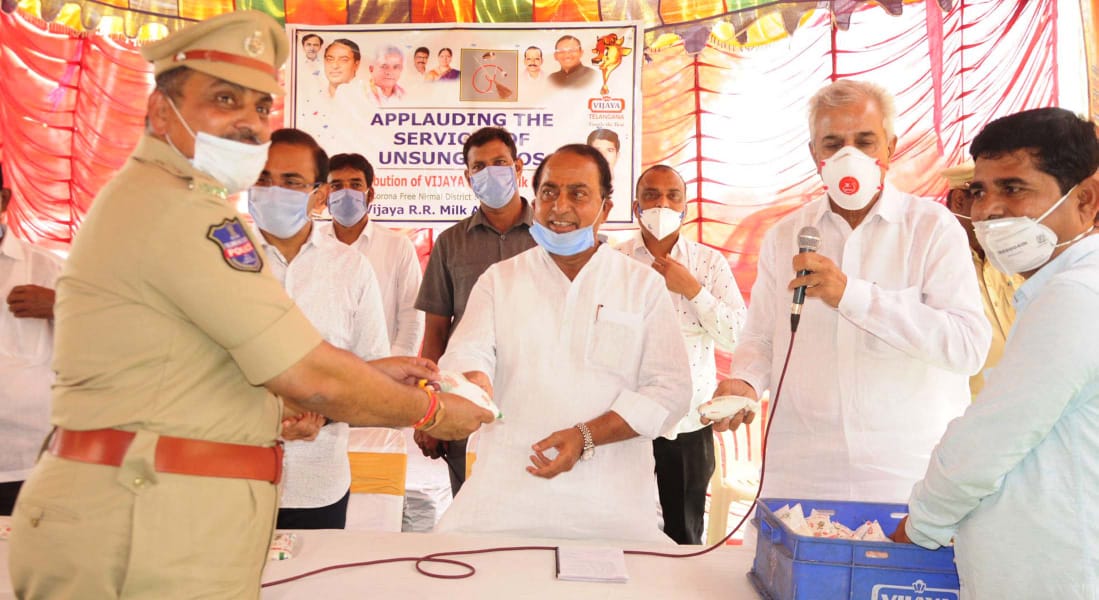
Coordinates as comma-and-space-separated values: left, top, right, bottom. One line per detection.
7, 13, 491, 598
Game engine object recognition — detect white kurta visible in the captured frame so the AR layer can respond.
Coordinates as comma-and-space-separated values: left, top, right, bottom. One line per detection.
317, 220, 424, 357
617, 232, 747, 436
261, 226, 390, 508
0, 227, 63, 482
731, 184, 991, 502
437, 244, 692, 542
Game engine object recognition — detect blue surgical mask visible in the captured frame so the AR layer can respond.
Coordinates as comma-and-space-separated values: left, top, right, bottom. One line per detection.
470, 165, 518, 209
531, 221, 597, 256
249, 186, 310, 238
531, 199, 606, 257
328, 188, 369, 227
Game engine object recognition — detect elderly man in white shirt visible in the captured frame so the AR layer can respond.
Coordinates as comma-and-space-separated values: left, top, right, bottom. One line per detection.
714, 79, 991, 503
617, 165, 746, 544
250, 129, 390, 529
895, 107, 1099, 598
0, 170, 64, 515
436, 144, 692, 542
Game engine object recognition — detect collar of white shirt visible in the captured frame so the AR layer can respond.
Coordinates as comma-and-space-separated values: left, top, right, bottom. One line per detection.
256, 222, 332, 264
1015, 233, 1099, 313
621, 229, 692, 262
0, 225, 26, 262
803, 181, 907, 229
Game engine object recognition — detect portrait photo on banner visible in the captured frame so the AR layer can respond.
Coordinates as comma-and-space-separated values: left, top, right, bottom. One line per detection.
286, 22, 642, 226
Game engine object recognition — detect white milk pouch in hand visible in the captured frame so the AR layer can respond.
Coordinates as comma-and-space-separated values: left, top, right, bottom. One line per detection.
698, 395, 761, 420
432, 371, 503, 419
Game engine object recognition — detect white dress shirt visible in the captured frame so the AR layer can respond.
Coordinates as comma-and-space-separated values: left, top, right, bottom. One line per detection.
906, 234, 1099, 598
318, 220, 424, 357
731, 184, 991, 502
436, 244, 692, 542
260, 225, 390, 508
618, 232, 747, 436
0, 226, 63, 482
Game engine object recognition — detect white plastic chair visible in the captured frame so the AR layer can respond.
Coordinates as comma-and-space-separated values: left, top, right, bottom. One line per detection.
345, 427, 407, 532
706, 395, 767, 545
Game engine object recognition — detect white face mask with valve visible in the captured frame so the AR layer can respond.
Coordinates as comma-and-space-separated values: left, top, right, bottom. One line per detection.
974, 184, 1092, 275
165, 97, 270, 195
638, 206, 685, 240
819, 146, 884, 211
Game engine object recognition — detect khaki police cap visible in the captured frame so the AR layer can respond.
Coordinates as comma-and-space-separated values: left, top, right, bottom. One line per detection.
940, 161, 975, 190
141, 11, 288, 96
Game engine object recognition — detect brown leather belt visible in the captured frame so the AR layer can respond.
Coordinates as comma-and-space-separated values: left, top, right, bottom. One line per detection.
48, 428, 283, 484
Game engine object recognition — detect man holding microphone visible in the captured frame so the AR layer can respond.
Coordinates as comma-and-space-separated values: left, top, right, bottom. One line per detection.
711, 79, 990, 503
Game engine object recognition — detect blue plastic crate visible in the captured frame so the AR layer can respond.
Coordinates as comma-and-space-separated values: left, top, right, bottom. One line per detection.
749, 498, 959, 600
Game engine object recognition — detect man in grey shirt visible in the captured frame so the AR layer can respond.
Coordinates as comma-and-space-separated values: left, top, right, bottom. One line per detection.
414, 126, 536, 495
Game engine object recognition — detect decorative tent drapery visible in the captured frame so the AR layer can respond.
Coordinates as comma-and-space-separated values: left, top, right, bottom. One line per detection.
0, 0, 1060, 302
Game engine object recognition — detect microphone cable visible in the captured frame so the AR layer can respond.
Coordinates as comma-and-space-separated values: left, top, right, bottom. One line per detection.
263, 331, 800, 587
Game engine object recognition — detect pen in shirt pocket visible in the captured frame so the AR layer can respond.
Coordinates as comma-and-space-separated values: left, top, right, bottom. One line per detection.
595, 303, 604, 321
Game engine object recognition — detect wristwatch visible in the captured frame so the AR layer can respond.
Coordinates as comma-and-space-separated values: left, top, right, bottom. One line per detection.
575, 422, 595, 461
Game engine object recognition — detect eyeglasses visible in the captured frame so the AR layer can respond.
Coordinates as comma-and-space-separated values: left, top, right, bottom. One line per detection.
325, 56, 355, 64
255, 175, 319, 192
555, 47, 581, 55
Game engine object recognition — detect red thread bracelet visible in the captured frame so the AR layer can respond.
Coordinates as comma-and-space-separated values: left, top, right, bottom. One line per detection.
412, 387, 439, 430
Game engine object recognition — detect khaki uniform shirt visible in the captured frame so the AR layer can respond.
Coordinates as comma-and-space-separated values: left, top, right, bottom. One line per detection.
9, 135, 322, 599
970, 249, 1023, 399
51, 135, 321, 442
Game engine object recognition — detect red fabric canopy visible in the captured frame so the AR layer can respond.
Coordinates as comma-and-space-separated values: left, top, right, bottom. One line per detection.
0, 0, 1060, 302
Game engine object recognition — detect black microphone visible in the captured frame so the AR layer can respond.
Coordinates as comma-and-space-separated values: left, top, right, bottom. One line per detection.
790, 226, 821, 333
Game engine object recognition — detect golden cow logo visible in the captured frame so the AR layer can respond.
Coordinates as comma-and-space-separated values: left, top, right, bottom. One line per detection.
590, 33, 631, 96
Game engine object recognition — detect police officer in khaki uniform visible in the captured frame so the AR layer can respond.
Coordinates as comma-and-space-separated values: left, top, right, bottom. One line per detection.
8, 11, 492, 599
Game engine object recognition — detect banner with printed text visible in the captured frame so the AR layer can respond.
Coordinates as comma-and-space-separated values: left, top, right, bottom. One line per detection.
286, 22, 643, 226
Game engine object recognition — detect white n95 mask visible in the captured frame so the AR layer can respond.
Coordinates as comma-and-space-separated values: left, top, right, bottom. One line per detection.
973, 185, 1090, 275
638, 206, 685, 240
819, 146, 884, 211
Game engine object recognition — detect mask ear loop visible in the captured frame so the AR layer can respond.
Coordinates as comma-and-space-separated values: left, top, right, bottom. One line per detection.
159, 91, 197, 160
1035, 184, 1079, 223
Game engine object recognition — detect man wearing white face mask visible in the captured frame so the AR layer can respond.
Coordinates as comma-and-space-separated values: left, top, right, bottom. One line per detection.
436, 145, 691, 541
714, 79, 991, 503
249, 129, 390, 530
895, 107, 1099, 598
7, 14, 493, 597
415, 126, 537, 495
616, 165, 746, 544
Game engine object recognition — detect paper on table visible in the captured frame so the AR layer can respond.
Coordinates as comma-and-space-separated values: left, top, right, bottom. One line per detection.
554, 546, 629, 583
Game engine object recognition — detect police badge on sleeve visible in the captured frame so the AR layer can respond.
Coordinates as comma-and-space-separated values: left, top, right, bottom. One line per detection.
207, 217, 264, 272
